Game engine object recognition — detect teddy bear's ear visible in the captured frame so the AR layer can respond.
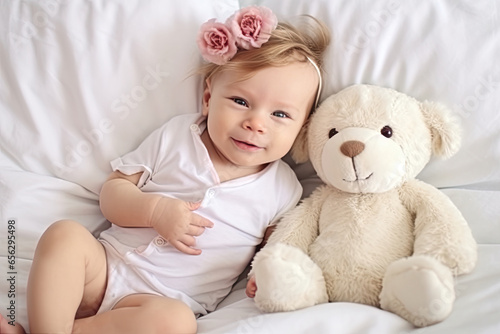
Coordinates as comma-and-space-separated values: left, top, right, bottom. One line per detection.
290, 120, 310, 163
420, 101, 462, 159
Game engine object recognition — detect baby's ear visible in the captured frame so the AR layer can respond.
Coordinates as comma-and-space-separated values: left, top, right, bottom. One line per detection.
420, 101, 462, 159
290, 120, 310, 163
202, 79, 212, 116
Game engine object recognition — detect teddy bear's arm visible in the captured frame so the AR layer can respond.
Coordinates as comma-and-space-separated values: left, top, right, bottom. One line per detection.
265, 185, 331, 254
400, 179, 477, 275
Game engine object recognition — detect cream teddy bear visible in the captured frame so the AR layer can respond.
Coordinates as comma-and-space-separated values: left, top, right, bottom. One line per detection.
250, 84, 477, 327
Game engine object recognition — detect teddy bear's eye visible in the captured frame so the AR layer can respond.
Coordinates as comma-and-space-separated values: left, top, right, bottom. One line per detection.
381, 125, 393, 138
328, 128, 338, 138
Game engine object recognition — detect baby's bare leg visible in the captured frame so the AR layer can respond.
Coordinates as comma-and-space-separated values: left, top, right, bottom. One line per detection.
73, 294, 197, 334
27, 220, 107, 333
0, 314, 25, 334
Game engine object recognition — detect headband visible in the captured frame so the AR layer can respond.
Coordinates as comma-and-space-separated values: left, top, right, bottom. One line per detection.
306, 56, 322, 108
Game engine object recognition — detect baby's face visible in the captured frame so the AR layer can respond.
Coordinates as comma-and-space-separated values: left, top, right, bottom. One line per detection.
202, 61, 318, 171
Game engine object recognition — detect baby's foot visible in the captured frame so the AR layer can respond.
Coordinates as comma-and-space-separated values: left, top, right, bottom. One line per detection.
0, 314, 25, 334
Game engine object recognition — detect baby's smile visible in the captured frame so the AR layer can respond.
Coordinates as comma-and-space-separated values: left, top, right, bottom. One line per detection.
231, 137, 263, 152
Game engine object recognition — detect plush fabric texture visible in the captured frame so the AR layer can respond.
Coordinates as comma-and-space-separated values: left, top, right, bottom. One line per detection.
251, 85, 478, 327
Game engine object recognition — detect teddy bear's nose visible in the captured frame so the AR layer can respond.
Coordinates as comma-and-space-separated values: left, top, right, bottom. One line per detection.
340, 140, 365, 158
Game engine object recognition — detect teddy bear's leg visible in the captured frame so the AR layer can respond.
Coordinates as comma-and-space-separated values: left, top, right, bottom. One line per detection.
252, 243, 328, 312
379, 255, 455, 327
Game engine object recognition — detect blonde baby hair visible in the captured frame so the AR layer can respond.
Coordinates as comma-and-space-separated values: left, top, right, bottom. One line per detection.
198, 15, 330, 107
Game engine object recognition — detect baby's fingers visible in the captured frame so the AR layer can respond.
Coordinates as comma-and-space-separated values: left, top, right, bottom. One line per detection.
246, 277, 257, 298
178, 234, 197, 247
171, 240, 202, 256
191, 214, 214, 229
186, 201, 203, 211
187, 224, 207, 237
186, 202, 214, 228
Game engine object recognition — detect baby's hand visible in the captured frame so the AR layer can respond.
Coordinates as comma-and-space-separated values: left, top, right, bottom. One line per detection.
246, 276, 257, 298
151, 197, 213, 255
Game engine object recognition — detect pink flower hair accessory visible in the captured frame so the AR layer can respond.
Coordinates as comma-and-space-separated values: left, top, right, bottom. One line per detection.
197, 19, 238, 66
197, 6, 278, 65
226, 5, 278, 50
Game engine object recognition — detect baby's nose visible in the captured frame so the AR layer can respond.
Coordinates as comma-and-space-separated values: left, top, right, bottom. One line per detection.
244, 114, 266, 133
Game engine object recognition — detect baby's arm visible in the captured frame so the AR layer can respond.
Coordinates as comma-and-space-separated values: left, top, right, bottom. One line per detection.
256, 225, 276, 251
245, 225, 276, 297
99, 171, 213, 255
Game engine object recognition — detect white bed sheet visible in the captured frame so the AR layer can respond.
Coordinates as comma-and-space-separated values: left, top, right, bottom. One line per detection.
1, 0, 499, 333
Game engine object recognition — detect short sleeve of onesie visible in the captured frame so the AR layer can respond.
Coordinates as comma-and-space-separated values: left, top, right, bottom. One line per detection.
110, 114, 192, 187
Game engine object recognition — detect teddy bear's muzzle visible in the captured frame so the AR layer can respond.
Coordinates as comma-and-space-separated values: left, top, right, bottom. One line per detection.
320, 127, 406, 194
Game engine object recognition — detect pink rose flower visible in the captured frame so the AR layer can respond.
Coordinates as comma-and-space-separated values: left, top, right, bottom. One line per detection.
197, 18, 237, 65
227, 6, 278, 49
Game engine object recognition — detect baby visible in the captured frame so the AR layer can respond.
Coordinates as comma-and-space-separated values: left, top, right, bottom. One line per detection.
0, 6, 329, 334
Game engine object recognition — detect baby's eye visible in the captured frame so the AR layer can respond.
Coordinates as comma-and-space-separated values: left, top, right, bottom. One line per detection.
272, 111, 290, 119
231, 98, 248, 107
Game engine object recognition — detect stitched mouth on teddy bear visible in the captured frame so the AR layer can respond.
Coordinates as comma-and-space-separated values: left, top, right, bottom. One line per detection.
343, 172, 373, 183
342, 160, 373, 182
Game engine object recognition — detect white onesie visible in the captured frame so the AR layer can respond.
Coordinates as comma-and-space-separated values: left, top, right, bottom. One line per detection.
98, 113, 302, 316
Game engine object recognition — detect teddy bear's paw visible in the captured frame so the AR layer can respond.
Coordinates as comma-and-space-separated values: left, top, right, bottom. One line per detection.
380, 255, 455, 327
253, 243, 328, 312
